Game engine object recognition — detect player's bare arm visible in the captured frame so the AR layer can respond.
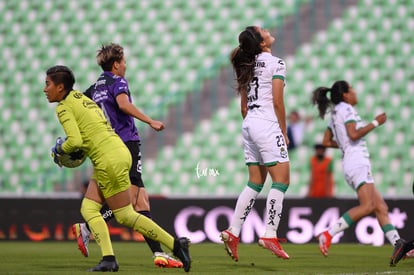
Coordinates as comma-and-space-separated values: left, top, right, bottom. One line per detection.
116, 93, 165, 131
345, 113, 386, 141
322, 128, 338, 148
240, 89, 248, 119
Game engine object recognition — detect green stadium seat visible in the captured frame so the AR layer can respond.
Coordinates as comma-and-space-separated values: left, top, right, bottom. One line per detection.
2, 0, 411, 197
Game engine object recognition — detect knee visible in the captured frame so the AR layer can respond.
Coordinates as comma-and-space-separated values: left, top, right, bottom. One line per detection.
132, 188, 150, 211
80, 198, 102, 222
375, 200, 389, 215
360, 201, 376, 215
133, 198, 150, 212
113, 204, 138, 228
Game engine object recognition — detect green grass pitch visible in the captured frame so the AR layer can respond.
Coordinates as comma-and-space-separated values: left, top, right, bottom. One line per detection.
0, 241, 413, 274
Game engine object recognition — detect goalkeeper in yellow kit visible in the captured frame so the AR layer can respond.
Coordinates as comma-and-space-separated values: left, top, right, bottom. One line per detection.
44, 65, 191, 272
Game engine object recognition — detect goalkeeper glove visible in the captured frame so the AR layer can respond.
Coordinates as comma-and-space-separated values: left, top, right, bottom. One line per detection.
69, 149, 85, 160
51, 137, 65, 167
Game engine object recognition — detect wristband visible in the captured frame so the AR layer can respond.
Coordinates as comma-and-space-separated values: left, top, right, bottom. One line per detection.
371, 120, 379, 127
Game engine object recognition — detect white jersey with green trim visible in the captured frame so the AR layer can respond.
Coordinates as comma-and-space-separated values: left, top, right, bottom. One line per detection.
246, 52, 286, 122
328, 102, 370, 167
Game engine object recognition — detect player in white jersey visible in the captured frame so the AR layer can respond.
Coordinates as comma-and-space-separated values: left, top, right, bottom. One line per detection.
312, 80, 402, 258
220, 26, 290, 261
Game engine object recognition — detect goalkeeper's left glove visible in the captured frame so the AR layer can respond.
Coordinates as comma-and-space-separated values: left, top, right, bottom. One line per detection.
51, 137, 65, 167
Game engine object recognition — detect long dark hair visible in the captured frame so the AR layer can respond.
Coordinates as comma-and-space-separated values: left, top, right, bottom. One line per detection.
311, 80, 350, 119
230, 26, 263, 94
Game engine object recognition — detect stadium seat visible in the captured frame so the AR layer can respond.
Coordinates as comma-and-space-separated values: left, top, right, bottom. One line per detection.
2, 0, 412, 197
143, 0, 413, 197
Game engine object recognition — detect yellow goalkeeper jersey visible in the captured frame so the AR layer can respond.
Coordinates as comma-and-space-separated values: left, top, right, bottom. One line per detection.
55, 90, 125, 161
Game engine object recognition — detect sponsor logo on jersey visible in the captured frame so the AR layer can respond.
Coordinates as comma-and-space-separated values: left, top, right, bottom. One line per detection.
280, 147, 288, 158
73, 92, 83, 99
255, 61, 266, 68
95, 79, 106, 86
82, 100, 98, 109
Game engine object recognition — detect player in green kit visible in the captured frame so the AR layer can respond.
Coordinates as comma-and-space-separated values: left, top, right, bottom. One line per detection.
44, 65, 191, 272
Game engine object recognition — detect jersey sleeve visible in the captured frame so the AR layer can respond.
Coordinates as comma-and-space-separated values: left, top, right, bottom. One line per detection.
271, 58, 286, 81
56, 102, 83, 153
113, 77, 130, 97
327, 122, 333, 132
343, 105, 357, 124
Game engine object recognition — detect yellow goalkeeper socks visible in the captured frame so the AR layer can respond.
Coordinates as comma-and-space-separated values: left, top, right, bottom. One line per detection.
113, 204, 175, 251
81, 198, 114, 256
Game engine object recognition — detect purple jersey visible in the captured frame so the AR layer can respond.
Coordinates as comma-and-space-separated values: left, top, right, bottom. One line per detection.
85, 71, 140, 142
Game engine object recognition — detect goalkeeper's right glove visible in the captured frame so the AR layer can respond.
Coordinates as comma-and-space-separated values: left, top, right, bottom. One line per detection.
51, 137, 65, 167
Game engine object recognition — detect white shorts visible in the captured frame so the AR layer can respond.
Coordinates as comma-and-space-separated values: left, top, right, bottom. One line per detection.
344, 164, 374, 190
242, 117, 289, 166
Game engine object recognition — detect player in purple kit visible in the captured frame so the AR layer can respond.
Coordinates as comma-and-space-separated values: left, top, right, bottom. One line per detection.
72, 43, 183, 269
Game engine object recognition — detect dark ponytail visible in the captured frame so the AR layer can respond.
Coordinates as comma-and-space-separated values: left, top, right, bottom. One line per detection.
312, 87, 331, 119
312, 80, 350, 119
230, 26, 263, 94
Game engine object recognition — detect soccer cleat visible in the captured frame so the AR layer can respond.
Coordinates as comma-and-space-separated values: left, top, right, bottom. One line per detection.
173, 237, 191, 272
258, 237, 290, 259
390, 239, 407, 266
220, 230, 240, 262
318, 231, 332, 257
88, 260, 119, 272
153, 252, 183, 268
72, 223, 90, 257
